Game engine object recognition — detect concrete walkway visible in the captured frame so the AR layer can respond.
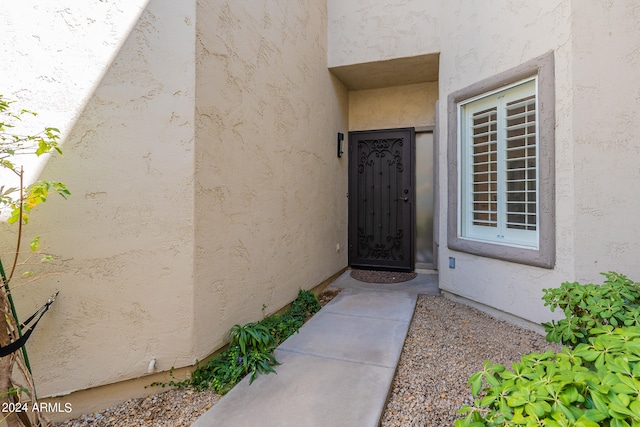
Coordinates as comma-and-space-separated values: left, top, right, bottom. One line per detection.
191, 270, 439, 427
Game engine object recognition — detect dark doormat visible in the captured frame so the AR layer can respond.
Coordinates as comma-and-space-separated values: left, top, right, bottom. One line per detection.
350, 269, 418, 284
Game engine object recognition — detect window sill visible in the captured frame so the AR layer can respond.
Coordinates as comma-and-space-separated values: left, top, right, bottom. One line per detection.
448, 233, 555, 269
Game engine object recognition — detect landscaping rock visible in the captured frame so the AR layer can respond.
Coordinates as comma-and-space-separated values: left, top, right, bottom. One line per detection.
54, 294, 560, 427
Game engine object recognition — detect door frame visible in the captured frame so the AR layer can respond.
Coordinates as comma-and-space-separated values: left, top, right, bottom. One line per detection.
414, 126, 439, 270
421, 117, 440, 272
348, 127, 416, 272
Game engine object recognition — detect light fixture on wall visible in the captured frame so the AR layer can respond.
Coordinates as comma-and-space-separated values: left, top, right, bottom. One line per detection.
337, 132, 344, 158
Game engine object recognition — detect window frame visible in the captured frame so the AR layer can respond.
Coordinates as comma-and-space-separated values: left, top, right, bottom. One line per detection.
460, 78, 538, 248
447, 51, 555, 268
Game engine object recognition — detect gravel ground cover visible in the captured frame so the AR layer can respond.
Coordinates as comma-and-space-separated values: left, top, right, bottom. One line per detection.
381, 295, 562, 426
55, 292, 561, 427
53, 389, 220, 427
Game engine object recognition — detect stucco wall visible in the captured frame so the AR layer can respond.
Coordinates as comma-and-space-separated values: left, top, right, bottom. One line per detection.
1, 0, 197, 397
3, 0, 639, 412
349, 82, 438, 131
1, 0, 348, 406
436, 0, 575, 326
0, 0, 548, 410
437, 0, 640, 324
571, 1, 640, 283
193, 1, 349, 358
0, 0, 149, 188
328, 0, 580, 326
327, 0, 441, 67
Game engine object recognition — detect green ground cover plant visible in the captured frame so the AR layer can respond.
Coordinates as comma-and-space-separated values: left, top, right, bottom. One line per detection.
457, 326, 640, 427
456, 272, 640, 427
542, 272, 640, 346
158, 289, 322, 394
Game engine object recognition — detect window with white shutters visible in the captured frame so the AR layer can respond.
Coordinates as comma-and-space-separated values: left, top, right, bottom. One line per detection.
460, 79, 538, 248
447, 52, 555, 268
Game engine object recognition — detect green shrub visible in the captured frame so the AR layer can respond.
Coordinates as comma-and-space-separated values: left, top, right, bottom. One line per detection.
542, 272, 640, 346
259, 289, 321, 343
157, 289, 322, 394
289, 287, 322, 318
456, 326, 640, 427
185, 323, 280, 394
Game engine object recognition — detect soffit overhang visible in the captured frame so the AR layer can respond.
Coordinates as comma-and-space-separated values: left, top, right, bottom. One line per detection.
329, 53, 439, 90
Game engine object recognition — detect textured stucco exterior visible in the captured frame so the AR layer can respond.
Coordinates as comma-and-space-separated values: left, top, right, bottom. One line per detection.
1, 0, 347, 411
192, 1, 348, 359
2, 0, 198, 398
0, 0, 150, 188
570, 1, 640, 282
328, 0, 575, 326
329, 0, 640, 328
435, 0, 640, 327
349, 82, 438, 131
1, 0, 640, 418
327, 0, 440, 67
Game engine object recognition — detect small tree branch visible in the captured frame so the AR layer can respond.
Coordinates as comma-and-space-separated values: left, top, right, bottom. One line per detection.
6, 167, 24, 286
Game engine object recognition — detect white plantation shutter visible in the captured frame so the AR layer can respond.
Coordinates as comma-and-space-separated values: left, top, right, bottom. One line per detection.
460, 79, 538, 248
505, 95, 537, 231
471, 107, 498, 228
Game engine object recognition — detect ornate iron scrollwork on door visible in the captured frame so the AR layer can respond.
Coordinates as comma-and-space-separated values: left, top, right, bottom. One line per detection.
355, 138, 405, 261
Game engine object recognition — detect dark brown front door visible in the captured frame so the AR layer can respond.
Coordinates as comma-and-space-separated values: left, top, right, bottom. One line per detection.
348, 128, 415, 271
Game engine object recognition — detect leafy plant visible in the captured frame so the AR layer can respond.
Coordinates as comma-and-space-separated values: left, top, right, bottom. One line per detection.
456, 326, 640, 427
228, 322, 279, 384
289, 288, 322, 317
229, 322, 276, 355
260, 289, 322, 343
257, 311, 303, 344
1, 94, 69, 427
1, 96, 68, 225
542, 272, 640, 346
157, 289, 322, 394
